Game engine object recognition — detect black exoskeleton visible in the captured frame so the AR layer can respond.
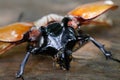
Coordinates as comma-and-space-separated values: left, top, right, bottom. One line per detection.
16, 17, 118, 79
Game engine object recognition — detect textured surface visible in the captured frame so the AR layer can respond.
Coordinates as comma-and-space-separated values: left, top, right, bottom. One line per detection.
0, 0, 120, 80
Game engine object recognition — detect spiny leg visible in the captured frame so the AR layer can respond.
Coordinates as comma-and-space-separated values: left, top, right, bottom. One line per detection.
77, 34, 120, 63
89, 37, 112, 59
16, 45, 39, 79
89, 37, 120, 63
77, 32, 112, 59
16, 51, 31, 79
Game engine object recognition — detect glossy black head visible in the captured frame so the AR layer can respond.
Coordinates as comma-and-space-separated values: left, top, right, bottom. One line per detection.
62, 17, 71, 27
56, 50, 72, 70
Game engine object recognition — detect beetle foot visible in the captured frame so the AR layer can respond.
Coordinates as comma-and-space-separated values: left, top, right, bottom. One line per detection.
16, 71, 23, 79
16, 74, 24, 80
104, 51, 112, 60
105, 51, 120, 63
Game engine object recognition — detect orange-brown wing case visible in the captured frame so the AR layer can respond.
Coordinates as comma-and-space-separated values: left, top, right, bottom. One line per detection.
0, 22, 33, 42
68, 1, 118, 20
0, 42, 16, 54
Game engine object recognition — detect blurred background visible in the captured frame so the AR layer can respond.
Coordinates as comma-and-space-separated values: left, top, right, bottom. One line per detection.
0, 0, 120, 80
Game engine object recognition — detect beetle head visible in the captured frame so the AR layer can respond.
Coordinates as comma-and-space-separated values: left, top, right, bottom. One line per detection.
62, 16, 82, 29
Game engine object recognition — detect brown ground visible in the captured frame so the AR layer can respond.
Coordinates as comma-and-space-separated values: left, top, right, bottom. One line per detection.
0, 0, 120, 80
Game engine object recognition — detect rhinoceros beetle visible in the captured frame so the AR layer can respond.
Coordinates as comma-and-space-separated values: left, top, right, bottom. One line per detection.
0, 1, 119, 80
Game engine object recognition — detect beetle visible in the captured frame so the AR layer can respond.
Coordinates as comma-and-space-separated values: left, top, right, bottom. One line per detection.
0, 1, 119, 80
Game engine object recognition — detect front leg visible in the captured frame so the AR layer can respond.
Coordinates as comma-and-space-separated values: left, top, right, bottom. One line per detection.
16, 51, 31, 79
77, 34, 120, 63
89, 37, 112, 59
16, 46, 39, 79
77, 33, 112, 59
89, 37, 120, 63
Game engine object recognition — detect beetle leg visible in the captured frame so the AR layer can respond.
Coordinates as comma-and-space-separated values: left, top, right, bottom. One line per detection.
16, 51, 31, 78
77, 34, 112, 59
89, 37, 112, 59
77, 35, 120, 63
